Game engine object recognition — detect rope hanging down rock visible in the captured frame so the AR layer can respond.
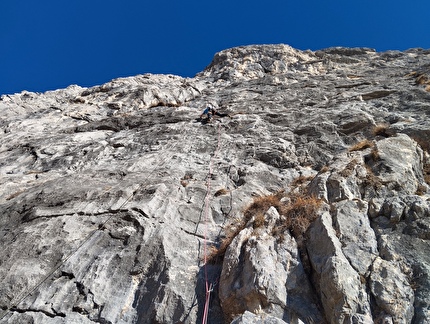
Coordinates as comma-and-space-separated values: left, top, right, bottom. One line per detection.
202, 122, 223, 324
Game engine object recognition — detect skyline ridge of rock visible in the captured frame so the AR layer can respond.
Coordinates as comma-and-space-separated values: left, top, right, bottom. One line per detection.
1, 44, 430, 323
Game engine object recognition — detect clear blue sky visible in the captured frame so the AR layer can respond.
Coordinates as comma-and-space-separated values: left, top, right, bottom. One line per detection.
1, 0, 429, 95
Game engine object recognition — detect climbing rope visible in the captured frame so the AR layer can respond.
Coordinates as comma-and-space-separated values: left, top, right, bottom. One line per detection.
1, 110, 226, 323
201, 122, 223, 324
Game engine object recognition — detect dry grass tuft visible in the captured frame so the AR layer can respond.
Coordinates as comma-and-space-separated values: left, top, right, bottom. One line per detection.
372, 123, 388, 136
206, 191, 288, 264
372, 123, 393, 137
416, 184, 427, 196
275, 192, 322, 238
319, 165, 330, 173
290, 175, 315, 188
206, 216, 247, 264
362, 165, 383, 190
411, 135, 430, 155
416, 74, 430, 85
253, 213, 266, 229
421, 158, 430, 186
244, 190, 286, 221
207, 183, 323, 264
339, 159, 358, 177
370, 147, 380, 161
348, 139, 374, 152
214, 188, 229, 197
424, 166, 430, 186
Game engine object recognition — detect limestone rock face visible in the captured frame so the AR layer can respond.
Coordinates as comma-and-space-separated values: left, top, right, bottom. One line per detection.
219, 207, 323, 322
1, 44, 430, 323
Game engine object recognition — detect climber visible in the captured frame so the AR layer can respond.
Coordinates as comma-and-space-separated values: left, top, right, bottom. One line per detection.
200, 106, 216, 121
199, 106, 230, 122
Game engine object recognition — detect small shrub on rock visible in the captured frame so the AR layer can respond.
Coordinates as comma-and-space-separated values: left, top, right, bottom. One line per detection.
276, 192, 323, 238
207, 184, 323, 263
243, 190, 286, 221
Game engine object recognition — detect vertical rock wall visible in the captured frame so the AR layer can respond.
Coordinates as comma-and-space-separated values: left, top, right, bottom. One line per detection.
1, 45, 430, 323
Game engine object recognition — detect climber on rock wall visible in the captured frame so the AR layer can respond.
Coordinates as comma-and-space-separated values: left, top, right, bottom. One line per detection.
199, 106, 230, 122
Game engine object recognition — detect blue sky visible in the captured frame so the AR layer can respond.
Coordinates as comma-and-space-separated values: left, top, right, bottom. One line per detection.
1, 0, 429, 95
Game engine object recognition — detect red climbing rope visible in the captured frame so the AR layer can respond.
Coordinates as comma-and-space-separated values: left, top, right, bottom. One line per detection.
202, 122, 222, 324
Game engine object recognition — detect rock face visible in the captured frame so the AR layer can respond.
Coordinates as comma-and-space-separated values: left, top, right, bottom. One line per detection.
1, 44, 430, 323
